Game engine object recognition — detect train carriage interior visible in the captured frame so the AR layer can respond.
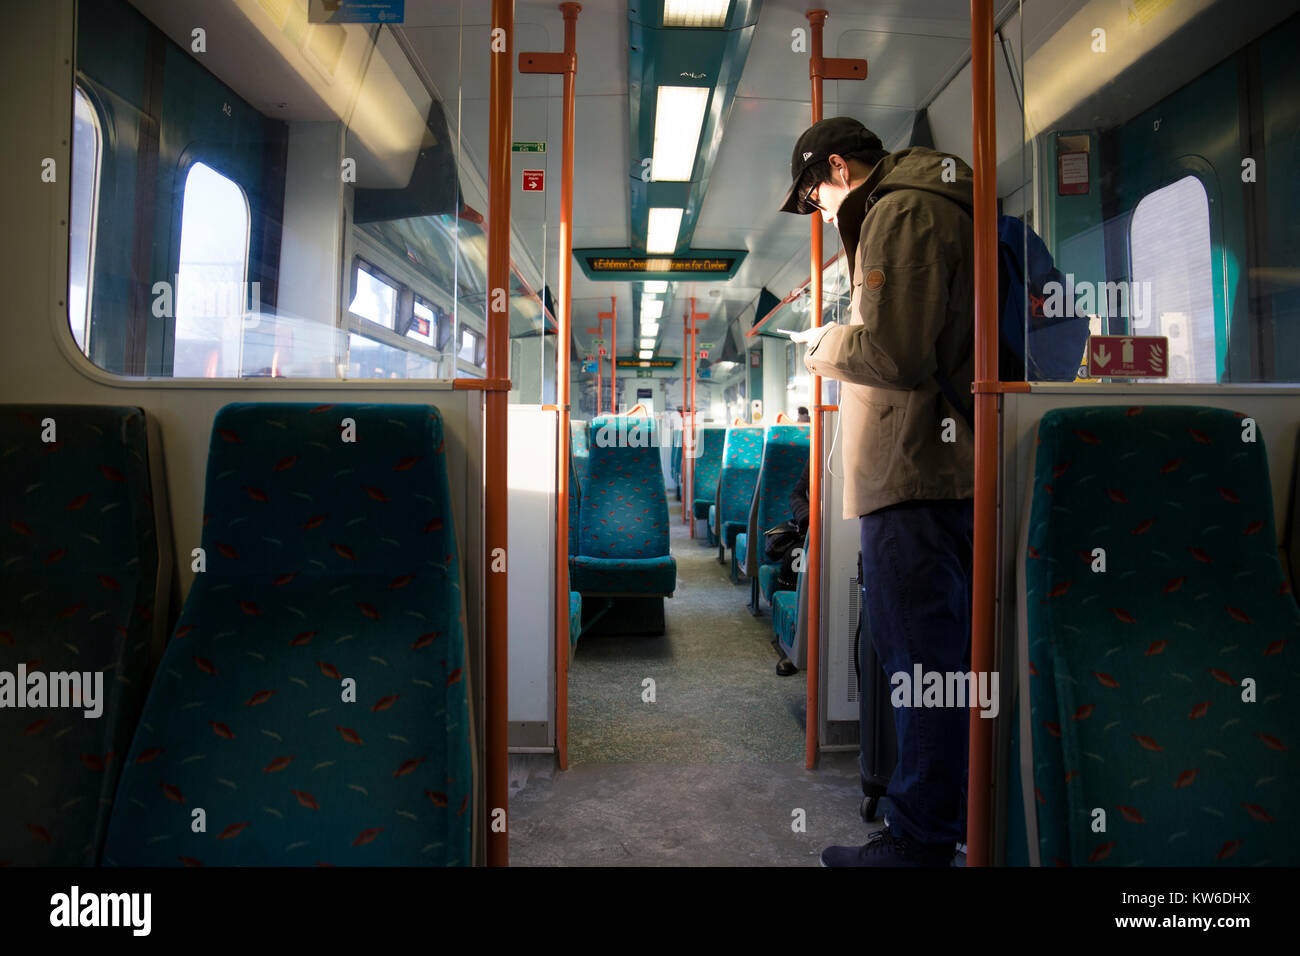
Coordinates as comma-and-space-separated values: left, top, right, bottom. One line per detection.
2, 0, 1300, 891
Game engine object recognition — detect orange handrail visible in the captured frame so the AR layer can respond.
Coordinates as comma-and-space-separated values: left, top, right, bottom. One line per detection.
522, 1, 582, 775
968, 0, 997, 868
485, 0, 514, 867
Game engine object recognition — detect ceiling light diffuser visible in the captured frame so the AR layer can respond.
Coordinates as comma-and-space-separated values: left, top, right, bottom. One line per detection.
646, 207, 683, 254
651, 87, 709, 181
639, 349, 654, 359
643, 281, 668, 293
662, 0, 731, 29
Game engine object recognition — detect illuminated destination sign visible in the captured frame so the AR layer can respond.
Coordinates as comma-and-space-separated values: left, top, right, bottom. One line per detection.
587, 256, 735, 274
615, 358, 677, 368
575, 248, 747, 282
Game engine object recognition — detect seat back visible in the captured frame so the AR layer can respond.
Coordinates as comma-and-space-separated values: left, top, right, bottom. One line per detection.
104, 403, 474, 866
744, 425, 810, 576
579, 415, 669, 559
1020, 405, 1300, 866
569, 420, 590, 556
689, 426, 727, 512
715, 426, 763, 545
0, 405, 170, 865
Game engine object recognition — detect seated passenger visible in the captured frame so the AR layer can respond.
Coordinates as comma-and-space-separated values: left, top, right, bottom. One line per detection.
781, 117, 975, 867
771, 461, 810, 677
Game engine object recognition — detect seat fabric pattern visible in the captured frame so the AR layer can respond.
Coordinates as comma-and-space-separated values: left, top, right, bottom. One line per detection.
575, 415, 675, 595
104, 403, 472, 867
1024, 405, 1300, 867
743, 425, 810, 586
568, 420, 590, 557
715, 426, 763, 550
569, 592, 582, 650
690, 426, 727, 520
0, 405, 161, 866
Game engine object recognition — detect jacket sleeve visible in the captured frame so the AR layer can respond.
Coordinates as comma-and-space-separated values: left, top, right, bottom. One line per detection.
803, 194, 954, 389
789, 462, 810, 531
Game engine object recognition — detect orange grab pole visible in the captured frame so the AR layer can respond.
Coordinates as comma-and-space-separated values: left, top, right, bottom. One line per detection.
968, 0, 997, 868
611, 296, 617, 411
801, 9, 865, 770
485, 0, 514, 867
682, 315, 690, 525
522, 1, 581, 773
804, 8, 826, 770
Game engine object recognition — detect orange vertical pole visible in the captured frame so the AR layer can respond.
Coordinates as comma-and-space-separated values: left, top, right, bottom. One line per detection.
485, 0, 514, 867
968, 0, 997, 868
682, 315, 690, 525
611, 297, 618, 412
522, 2, 581, 774
688, 300, 699, 537
804, 8, 827, 770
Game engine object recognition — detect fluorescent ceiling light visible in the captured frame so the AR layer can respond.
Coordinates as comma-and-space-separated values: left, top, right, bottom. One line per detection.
641, 297, 665, 321
651, 87, 709, 181
663, 0, 731, 29
639, 349, 654, 359
646, 207, 683, 255
641, 320, 660, 336
640, 338, 655, 349
644, 281, 668, 293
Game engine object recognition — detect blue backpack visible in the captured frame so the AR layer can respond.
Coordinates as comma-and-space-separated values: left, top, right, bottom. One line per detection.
935, 216, 1089, 428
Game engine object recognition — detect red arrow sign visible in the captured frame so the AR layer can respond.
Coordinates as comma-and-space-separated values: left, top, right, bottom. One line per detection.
522, 170, 544, 191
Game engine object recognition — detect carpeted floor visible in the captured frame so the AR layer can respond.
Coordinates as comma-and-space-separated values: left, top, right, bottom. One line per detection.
508, 489, 883, 865
566, 497, 806, 763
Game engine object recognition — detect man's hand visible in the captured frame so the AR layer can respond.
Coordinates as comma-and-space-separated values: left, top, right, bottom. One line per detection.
786, 323, 834, 350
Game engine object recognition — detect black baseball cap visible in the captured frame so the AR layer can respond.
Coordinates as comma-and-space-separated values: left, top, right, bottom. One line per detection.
779, 117, 884, 214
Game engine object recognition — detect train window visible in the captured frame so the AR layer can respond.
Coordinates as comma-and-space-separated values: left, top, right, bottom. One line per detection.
68, 88, 101, 355
1128, 175, 1217, 384
173, 163, 251, 379
348, 260, 398, 330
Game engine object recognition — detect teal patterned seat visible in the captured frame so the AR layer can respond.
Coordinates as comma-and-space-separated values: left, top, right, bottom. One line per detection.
104, 403, 473, 866
670, 428, 682, 500
690, 426, 727, 523
569, 591, 582, 650
1018, 405, 1300, 866
714, 426, 764, 554
740, 425, 810, 611
568, 420, 590, 557
571, 414, 675, 596
0, 405, 169, 866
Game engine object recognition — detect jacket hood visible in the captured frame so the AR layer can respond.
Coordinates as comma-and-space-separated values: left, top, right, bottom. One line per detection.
835, 147, 974, 276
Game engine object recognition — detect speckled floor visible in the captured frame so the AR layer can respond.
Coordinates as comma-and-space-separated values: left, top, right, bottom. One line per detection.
508, 490, 885, 866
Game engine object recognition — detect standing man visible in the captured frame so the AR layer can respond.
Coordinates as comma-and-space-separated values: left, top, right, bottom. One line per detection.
780, 117, 976, 867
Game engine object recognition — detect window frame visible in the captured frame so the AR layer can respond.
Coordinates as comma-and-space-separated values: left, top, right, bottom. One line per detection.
68, 84, 103, 357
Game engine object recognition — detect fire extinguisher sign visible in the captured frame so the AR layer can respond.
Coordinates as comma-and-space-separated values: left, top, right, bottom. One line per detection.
1085, 335, 1168, 378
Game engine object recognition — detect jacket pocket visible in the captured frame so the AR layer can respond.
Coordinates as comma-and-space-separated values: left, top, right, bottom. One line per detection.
850, 391, 902, 492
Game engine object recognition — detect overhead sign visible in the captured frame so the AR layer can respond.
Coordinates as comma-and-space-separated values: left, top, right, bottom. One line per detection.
522, 170, 545, 192
616, 358, 677, 368
512, 142, 547, 152
1085, 335, 1168, 378
580, 360, 596, 373
308, 0, 404, 22
575, 248, 748, 282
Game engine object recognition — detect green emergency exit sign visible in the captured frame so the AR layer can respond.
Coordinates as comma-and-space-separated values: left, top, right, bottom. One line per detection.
512, 142, 546, 152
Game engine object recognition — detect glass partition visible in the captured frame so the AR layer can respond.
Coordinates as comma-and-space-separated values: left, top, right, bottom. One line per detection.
68, 0, 554, 383
1017, 0, 1300, 384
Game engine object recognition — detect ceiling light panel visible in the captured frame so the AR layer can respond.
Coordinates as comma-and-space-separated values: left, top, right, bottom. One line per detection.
640, 338, 655, 349
651, 87, 709, 182
662, 0, 731, 28
641, 320, 660, 336
644, 281, 668, 293
646, 207, 684, 255
639, 349, 654, 359
641, 298, 665, 321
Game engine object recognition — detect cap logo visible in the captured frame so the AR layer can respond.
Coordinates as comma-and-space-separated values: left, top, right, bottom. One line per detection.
865, 269, 885, 291
803, 151, 813, 160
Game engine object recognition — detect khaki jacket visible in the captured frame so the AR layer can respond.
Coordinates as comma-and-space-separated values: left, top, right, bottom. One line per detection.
803, 147, 976, 518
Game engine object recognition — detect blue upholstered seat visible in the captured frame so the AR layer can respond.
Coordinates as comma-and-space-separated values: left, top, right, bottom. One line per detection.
1017, 405, 1300, 866
0, 405, 169, 866
572, 414, 675, 596
714, 426, 764, 552
740, 425, 809, 609
690, 426, 727, 522
104, 403, 473, 866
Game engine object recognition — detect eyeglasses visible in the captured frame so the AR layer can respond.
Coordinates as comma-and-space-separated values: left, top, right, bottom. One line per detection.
801, 179, 826, 212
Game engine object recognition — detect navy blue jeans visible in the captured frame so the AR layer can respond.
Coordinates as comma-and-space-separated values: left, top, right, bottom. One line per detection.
859, 498, 974, 846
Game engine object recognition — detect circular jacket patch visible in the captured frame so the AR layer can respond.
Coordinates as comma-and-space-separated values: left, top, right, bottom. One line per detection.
865, 269, 886, 291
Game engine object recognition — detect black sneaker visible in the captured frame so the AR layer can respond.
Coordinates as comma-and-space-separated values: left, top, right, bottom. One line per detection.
819, 827, 955, 867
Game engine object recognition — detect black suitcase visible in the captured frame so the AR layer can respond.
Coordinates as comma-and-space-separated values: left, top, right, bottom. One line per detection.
857, 551, 898, 822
